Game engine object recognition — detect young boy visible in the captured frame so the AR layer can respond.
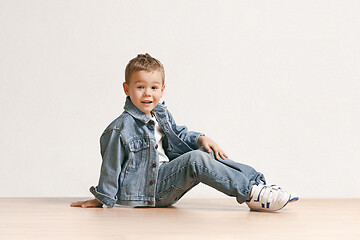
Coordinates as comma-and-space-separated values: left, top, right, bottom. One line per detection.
71, 53, 298, 212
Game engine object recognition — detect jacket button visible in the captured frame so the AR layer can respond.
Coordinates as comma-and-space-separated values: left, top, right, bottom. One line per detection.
149, 181, 154, 185
147, 201, 152, 205
155, 144, 158, 149
152, 163, 157, 168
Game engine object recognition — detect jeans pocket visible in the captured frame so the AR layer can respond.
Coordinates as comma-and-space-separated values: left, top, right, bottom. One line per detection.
156, 185, 184, 207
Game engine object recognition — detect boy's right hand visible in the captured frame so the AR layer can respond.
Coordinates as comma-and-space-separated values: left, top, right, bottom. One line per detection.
70, 198, 103, 208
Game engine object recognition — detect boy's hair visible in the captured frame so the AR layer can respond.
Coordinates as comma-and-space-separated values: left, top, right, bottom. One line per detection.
125, 53, 165, 84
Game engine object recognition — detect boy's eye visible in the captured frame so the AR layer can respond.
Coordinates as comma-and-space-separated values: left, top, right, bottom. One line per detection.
152, 87, 158, 90
137, 86, 144, 89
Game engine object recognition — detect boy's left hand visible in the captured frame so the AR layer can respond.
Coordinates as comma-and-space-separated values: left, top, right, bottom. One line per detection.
198, 136, 228, 160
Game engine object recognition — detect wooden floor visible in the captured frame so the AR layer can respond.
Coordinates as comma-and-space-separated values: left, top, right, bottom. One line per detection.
0, 198, 359, 240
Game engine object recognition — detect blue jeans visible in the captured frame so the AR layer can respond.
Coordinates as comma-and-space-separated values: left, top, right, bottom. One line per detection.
155, 147, 266, 207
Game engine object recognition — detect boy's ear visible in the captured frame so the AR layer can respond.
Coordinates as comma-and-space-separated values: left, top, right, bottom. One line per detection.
123, 82, 130, 96
160, 84, 165, 98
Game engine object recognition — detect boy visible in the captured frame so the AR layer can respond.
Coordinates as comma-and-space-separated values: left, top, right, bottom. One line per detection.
71, 53, 298, 212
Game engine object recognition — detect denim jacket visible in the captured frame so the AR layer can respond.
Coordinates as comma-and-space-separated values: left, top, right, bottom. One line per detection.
90, 97, 203, 207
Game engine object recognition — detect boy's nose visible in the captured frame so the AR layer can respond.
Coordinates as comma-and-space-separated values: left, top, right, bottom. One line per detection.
144, 89, 151, 96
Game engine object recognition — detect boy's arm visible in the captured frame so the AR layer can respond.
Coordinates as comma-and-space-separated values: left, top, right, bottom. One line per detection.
167, 110, 204, 150
166, 110, 228, 160
89, 129, 125, 207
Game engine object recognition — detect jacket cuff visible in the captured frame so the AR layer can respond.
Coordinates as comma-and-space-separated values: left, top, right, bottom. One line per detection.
89, 186, 116, 207
195, 133, 205, 149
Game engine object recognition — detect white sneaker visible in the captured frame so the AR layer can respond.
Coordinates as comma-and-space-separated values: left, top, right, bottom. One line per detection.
246, 184, 299, 212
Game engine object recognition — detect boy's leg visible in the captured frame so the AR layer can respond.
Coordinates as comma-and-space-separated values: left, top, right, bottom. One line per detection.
155, 147, 265, 207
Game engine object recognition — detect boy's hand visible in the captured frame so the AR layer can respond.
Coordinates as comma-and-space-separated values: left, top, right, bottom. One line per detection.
70, 198, 103, 208
198, 136, 228, 160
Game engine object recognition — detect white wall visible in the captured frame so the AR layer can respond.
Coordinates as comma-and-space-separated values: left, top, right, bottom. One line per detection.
1, 0, 359, 198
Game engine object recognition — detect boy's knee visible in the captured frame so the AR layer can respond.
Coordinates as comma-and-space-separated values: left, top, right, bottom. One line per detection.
197, 147, 218, 160
187, 149, 212, 168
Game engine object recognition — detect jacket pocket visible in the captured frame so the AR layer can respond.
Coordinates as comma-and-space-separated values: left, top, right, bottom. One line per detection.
129, 138, 150, 152
128, 137, 150, 169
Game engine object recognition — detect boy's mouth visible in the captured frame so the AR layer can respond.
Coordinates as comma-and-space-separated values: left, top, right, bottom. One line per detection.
141, 100, 153, 104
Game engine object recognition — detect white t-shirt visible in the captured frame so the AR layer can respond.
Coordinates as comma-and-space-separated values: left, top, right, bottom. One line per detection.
151, 117, 169, 164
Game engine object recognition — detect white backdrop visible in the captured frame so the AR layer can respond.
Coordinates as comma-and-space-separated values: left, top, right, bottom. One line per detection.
1, 0, 359, 198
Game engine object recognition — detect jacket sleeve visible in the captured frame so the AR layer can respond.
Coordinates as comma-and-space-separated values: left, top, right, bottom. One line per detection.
90, 128, 125, 207
166, 110, 204, 150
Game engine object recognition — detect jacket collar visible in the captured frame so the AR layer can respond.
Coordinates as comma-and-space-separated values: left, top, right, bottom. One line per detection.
123, 96, 166, 123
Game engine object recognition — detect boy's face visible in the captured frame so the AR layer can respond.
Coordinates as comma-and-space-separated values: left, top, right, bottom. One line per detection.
123, 70, 165, 118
